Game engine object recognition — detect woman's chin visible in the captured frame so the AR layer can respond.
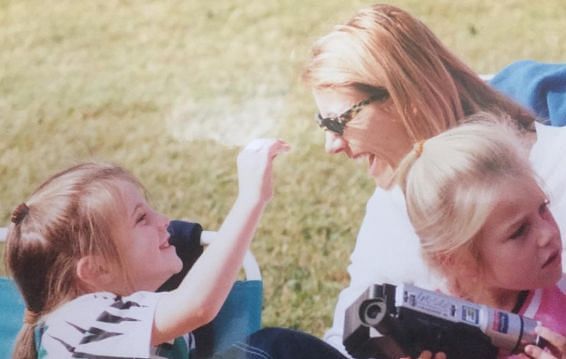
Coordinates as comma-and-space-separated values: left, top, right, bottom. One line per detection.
172, 257, 183, 274
369, 159, 395, 189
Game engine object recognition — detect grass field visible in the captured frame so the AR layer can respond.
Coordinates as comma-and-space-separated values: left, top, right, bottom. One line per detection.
1, 0, 565, 337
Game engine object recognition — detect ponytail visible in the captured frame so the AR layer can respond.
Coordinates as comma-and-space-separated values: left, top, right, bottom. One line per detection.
395, 140, 426, 194
5, 162, 142, 357
12, 320, 38, 359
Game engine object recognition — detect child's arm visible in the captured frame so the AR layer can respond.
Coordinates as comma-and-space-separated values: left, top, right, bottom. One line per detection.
151, 139, 289, 345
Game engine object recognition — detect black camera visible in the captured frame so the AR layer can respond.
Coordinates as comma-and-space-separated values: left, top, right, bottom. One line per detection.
343, 283, 545, 359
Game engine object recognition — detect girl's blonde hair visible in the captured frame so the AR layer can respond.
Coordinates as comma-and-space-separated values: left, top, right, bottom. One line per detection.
4, 162, 143, 359
303, 4, 535, 147
395, 113, 535, 299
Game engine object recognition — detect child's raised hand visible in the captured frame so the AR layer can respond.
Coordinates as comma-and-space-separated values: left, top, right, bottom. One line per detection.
524, 326, 566, 359
401, 351, 446, 359
237, 139, 290, 204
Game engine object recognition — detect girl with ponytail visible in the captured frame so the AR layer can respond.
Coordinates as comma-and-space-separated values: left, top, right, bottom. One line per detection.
396, 114, 565, 358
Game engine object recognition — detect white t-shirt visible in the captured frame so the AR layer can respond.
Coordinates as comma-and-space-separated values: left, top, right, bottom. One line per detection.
324, 122, 566, 356
37, 291, 194, 358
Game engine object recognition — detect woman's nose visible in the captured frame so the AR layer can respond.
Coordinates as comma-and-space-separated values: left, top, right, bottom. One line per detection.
325, 131, 347, 154
158, 213, 170, 231
537, 219, 560, 247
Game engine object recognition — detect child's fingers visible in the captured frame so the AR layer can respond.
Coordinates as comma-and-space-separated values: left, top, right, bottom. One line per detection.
400, 351, 445, 359
244, 138, 274, 152
243, 139, 290, 159
267, 139, 291, 158
244, 138, 289, 150
524, 344, 558, 359
536, 326, 566, 352
524, 326, 566, 359
515, 353, 532, 359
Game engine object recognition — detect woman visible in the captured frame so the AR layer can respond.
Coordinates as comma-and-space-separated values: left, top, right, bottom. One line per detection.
302, 3, 566, 356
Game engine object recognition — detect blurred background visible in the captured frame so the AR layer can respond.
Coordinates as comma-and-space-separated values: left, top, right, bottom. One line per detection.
1, 0, 565, 336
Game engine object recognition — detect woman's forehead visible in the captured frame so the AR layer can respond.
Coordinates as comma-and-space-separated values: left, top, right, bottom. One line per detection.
313, 87, 365, 115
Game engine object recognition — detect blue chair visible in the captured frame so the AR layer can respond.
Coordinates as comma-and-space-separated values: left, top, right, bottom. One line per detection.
0, 277, 25, 356
0, 221, 263, 357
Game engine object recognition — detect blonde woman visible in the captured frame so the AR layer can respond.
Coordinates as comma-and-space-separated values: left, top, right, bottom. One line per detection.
303, 3, 566, 355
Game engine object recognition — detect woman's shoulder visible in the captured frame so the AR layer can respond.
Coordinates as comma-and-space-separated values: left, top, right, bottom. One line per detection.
530, 122, 566, 164
367, 185, 407, 212
534, 122, 566, 141
362, 186, 411, 230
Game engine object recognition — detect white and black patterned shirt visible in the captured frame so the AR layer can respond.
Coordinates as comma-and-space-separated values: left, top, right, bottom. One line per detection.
36, 291, 194, 358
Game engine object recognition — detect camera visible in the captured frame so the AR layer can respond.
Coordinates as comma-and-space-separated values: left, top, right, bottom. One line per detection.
343, 283, 545, 359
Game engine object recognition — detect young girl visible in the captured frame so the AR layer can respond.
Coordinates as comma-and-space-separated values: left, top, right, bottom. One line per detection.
395, 115, 565, 358
4, 139, 303, 358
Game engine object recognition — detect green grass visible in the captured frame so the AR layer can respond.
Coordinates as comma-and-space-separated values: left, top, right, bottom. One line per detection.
1, 0, 565, 336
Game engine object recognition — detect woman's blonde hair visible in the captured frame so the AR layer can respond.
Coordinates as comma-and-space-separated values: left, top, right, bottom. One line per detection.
4, 162, 143, 359
395, 113, 536, 299
303, 4, 535, 148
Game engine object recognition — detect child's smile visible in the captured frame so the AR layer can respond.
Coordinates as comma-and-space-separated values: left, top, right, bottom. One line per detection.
116, 180, 183, 292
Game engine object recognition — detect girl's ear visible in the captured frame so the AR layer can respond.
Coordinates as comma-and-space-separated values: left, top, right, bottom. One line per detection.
430, 252, 457, 270
438, 252, 483, 299
76, 256, 113, 290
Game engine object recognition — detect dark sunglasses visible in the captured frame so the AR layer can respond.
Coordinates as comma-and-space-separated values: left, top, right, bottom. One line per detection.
315, 88, 389, 135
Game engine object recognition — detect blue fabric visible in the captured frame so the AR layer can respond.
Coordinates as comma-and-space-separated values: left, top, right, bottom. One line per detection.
213, 328, 347, 359
158, 220, 204, 292
208, 280, 263, 354
0, 277, 25, 357
490, 60, 566, 126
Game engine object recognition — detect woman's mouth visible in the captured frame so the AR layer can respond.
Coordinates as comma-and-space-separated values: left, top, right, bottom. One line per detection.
368, 155, 378, 174
367, 154, 374, 166
542, 251, 560, 269
159, 237, 172, 250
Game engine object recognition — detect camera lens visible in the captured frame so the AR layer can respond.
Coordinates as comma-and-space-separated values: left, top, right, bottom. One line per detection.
360, 299, 386, 327
367, 303, 381, 319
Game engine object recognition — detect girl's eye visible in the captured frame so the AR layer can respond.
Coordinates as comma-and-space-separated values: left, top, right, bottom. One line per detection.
509, 223, 528, 240
136, 213, 147, 224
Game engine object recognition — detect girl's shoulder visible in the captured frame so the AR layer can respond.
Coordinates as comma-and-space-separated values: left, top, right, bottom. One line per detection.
49, 291, 163, 315
38, 291, 166, 358
556, 273, 566, 294
520, 275, 566, 336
